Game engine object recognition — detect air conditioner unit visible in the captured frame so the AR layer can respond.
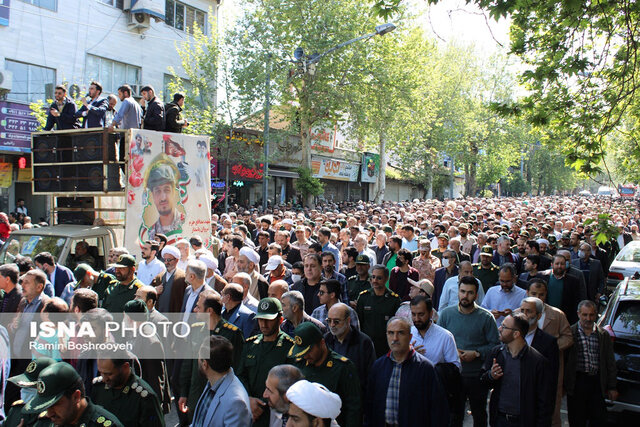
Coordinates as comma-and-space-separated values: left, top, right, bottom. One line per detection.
0, 69, 13, 93
127, 12, 150, 31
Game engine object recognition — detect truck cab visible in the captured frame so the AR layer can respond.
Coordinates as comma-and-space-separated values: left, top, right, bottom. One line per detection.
0, 225, 118, 271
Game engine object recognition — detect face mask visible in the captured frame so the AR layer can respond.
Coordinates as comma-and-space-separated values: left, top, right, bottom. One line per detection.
291, 274, 301, 283
442, 258, 450, 268
578, 250, 585, 259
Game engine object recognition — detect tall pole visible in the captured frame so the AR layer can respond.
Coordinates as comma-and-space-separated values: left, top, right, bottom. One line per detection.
450, 155, 455, 199
263, 54, 271, 212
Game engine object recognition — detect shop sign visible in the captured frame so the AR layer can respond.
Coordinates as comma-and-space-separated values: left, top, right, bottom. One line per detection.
361, 152, 380, 183
311, 157, 359, 182
230, 163, 263, 181
0, 163, 13, 188
310, 123, 336, 153
0, 101, 39, 153
17, 167, 31, 182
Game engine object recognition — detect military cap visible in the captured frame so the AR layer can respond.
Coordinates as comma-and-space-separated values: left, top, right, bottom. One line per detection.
254, 298, 282, 320
147, 163, 177, 190
123, 299, 148, 314
547, 235, 558, 246
113, 254, 136, 268
73, 263, 93, 282
289, 322, 323, 358
438, 233, 450, 241
9, 357, 56, 388
382, 225, 393, 233
480, 245, 493, 256
519, 231, 530, 238
542, 224, 552, 230
561, 231, 571, 239
458, 223, 469, 230
418, 240, 431, 251
24, 362, 81, 413
367, 225, 377, 232
355, 254, 370, 265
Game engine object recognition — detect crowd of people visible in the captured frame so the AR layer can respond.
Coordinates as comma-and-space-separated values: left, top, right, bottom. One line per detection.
0, 195, 637, 426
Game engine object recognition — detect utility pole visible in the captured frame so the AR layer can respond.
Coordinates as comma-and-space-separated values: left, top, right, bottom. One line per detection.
263, 54, 271, 211
450, 155, 455, 199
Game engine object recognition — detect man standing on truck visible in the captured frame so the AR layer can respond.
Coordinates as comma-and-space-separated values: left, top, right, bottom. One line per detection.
102, 254, 143, 312
146, 162, 184, 241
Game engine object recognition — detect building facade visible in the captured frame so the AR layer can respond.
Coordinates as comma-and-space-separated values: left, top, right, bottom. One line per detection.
0, 0, 220, 221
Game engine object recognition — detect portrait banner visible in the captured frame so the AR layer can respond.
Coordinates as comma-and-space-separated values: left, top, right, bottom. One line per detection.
124, 130, 211, 259
361, 152, 380, 183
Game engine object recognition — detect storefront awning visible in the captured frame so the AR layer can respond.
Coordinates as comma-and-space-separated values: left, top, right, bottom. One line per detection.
129, 0, 165, 21
268, 169, 299, 179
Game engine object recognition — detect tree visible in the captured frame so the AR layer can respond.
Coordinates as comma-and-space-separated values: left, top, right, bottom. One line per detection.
227, 0, 384, 206
374, 0, 640, 181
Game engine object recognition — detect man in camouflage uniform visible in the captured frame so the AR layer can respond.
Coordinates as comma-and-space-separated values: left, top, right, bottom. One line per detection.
291, 322, 362, 427
23, 362, 123, 427
236, 298, 294, 427
102, 255, 143, 312
146, 163, 184, 240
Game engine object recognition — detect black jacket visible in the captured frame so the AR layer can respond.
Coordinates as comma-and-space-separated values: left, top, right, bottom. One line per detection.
143, 96, 165, 131
76, 97, 108, 128
480, 344, 553, 427
539, 271, 582, 324
45, 97, 80, 130
324, 328, 376, 394
530, 328, 559, 402
164, 102, 184, 133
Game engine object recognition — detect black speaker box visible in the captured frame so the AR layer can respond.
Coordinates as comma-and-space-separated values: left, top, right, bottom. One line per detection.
32, 134, 73, 163
33, 165, 75, 193
56, 197, 95, 225
72, 133, 117, 162
73, 164, 121, 192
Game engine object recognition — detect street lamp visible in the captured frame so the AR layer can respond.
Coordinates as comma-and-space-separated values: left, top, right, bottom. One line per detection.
262, 23, 396, 210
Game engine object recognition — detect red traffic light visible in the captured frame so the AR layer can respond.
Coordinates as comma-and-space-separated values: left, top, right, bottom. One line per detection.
18, 157, 27, 169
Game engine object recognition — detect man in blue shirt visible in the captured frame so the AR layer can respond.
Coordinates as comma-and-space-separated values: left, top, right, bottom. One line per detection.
108, 84, 142, 131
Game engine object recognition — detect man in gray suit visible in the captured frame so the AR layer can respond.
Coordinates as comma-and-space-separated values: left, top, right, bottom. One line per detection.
191, 335, 251, 426
571, 243, 605, 301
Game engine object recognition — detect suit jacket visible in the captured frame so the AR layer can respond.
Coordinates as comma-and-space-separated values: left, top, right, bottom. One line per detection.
44, 97, 80, 130
481, 344, 552, 427
571, 257, 605, 301
564, 324, 616, 398
75, 97, 108, 128
492, 251, 520, 270
180, 283, 212, 315
52, 264, 75, 298
531, 328, 559, 401
539, 271, 582, 324
151, 268, 188, 313
223, 303, 256, 339
541, 304, 573, 351
191, 369, 252, 427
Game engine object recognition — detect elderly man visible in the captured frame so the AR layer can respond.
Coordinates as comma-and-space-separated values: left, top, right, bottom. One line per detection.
221, 282, 256, 339
237, 246, 269, 300
481, 263, 527, 326
571, 242, 605, 301
175, 239, 191, 272
323, 302, 375, 395
365, 317, 449, 426
280, 290, 327, 336
285, 380, 342, 427
262, 365, 305, 427
290, 322, 362, 427
412, 239, 441, 283
69, 241, 96, 270
134, 285, 168, 326
267, 279, 290, 301
150, 245, 187, 313
232, 271, 259, 312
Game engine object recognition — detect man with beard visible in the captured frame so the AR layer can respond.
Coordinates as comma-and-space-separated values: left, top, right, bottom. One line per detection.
481, 263, 527, 326
439, 277, 499, 427
410, 295, 460, 369
136, 240, 166, 286
459, 223, 477, 256
439, 261, 485, 311
237, 298, 295, 427
92, 352, 164, 426
541, 255, 582, 324
320, 252, 348, 303
526, 240, 552, 270
291, 254, 324, 314
23, 362, 122, 427
290, 322, 362, 427
382, 236, 401, 287
146, 163, 184, 241
480, 313, 553, 427
236, 247, 269, 300
323, 303, 375, 396
102, 254, 144, 312
262, 365, 304, 427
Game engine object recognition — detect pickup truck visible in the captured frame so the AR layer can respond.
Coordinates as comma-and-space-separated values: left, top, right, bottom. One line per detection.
0, 225, 120, 271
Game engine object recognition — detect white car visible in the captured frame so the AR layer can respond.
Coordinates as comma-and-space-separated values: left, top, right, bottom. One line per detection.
607, 241, 640, 290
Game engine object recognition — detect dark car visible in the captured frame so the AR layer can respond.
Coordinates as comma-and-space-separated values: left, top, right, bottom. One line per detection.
598, 278, 640, 416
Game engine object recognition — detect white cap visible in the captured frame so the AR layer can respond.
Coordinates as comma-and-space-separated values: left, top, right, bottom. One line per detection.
175, 239, 190, 247
199, 254, 218, 271
282, 218, 294, 226
161, 245, 180, 259
239, 247, 260, 266
286, 380, 341, 420
264, 255, 283, 271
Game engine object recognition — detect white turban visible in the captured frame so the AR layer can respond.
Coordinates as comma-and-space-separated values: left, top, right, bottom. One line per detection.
161, 245, 180, 259
239, 247, 260, 266
199, 254, 218, 272
536, 238, 549, 246
286, 380, 341, 420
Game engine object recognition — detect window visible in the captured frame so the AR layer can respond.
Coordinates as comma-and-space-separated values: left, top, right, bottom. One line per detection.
85, 54, 141, 96
97, 0, 124, 9
612, 301, 640, 336
163, 73, 204, 105
5, 60, 56, 103
165, 0, 206, 34
18, 0, 57, 12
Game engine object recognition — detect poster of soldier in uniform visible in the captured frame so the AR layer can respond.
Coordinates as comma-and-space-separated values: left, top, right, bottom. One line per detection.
124, 130, 211, 259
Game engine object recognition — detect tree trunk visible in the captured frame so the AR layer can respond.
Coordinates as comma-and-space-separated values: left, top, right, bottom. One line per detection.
467, 140, 478, 196
375, 130, 386, 203
299, 89, 313, 208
